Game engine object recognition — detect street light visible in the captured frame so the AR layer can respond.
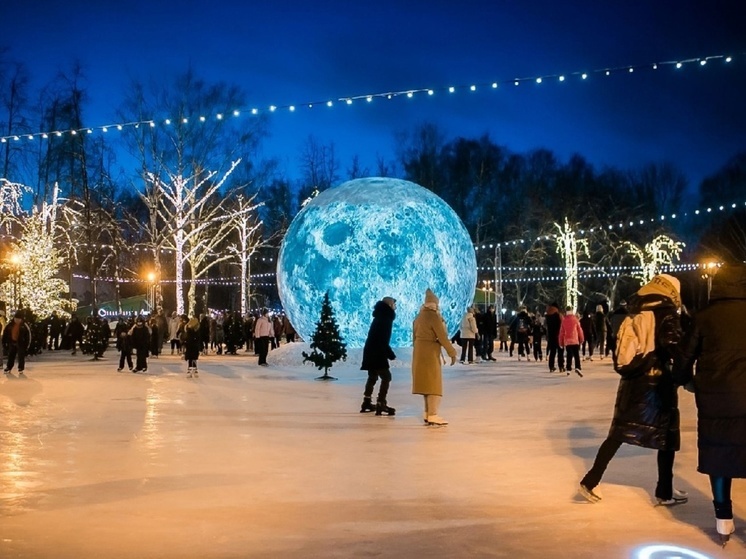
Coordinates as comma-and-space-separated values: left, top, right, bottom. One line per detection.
147, 272, 156, 311
701, 261, 720, 302
9, 252, 21, 311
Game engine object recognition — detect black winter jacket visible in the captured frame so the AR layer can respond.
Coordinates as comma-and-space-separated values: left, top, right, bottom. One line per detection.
607, 294, 682, 451
360, 301, 396, 371
676, 263, 746, 477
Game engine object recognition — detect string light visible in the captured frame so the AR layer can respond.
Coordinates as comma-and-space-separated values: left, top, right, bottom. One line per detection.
2, 51, 740, 144
473, 196, 746, 251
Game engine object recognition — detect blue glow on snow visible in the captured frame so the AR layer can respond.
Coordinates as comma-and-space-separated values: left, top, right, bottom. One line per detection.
277, 177, 477, 348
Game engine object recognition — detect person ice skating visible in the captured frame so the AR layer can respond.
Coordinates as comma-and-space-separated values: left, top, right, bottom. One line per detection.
129, 316, 151, 372
66, 314, 85, 355
458, 306, 479, 364
509, 306, 532, 360
412, 288, 457, 426
184, 315, 201, 378
253, 308, 274, 366
116, 329, 133, 372
483, 305, 498, 360
497, 319, 509, 352
2, 310, 32, 377
532, 314, 545, 362
579, 274, 687, 507
579, 309, 596, 361
559, 306, 584, 377
676, 263, 746, 546
545, 302, 565, 373
359, 297, 397, 415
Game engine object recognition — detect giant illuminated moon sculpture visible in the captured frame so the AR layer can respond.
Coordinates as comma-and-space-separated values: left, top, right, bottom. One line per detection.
277, 177, 477, 348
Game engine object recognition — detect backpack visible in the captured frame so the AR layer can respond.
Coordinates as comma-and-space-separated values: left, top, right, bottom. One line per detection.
613, 311, 656, 378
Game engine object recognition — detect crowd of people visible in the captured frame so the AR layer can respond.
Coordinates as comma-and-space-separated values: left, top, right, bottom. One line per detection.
0, 307, 298, 378
2, 264, 745, 546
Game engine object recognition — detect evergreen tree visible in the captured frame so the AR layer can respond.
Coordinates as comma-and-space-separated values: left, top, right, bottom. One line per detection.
302, 291, 347, 380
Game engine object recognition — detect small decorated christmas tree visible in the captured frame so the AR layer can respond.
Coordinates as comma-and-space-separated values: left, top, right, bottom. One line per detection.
302, 291, 347, 380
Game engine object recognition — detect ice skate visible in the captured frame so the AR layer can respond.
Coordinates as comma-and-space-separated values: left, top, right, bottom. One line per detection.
426, 415, 448, 426
18, 371, 26, 378
193, 368, 199, 378
186, 368, 193, 379
375, 400, 395, 416
579, 483, 602, 503
656, 488, 688, 506
716, 518, 735, 547
575, 369, 583, 377
117, 368, 123, 372
359, 398, 376, 413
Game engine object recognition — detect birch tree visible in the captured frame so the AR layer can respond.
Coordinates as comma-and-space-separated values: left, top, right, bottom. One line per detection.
225, 193, 265, 315
624, 234, 685, 285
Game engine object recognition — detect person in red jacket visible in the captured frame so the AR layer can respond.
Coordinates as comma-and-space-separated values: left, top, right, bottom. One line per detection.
559, 306, 584, 377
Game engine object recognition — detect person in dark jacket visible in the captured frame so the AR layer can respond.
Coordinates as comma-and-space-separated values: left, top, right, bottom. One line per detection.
482, 305, 498, 361
579, 310, 596, 361
606, 300, 629, 357
579, 274, 687, 506
675, 263, 746, 545
66, 314, 85, 355
116, 329, 133, 372
2, 310, 32, 376
509, 306, 532, 361
129, 317, 151, 373
545, 303, 564, 373
184, 316, 201, 378
359, 297, 397, 416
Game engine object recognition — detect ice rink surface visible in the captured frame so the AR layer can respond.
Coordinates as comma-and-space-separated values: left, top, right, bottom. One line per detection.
1, 344, 743, 558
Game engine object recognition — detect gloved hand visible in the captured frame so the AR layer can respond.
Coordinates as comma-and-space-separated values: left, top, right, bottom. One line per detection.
450, 355, 457, 366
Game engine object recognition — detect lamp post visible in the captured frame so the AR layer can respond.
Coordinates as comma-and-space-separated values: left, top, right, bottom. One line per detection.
147, 272, 156, 312
495, 245, 503, 320
9, 252, 21, 312
701, 261, 719, 303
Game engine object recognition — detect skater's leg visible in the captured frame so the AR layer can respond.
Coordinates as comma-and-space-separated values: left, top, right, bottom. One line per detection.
377, 369, 391, 403
710, 476, 733, 518
363, 371, 378, 399
655, 449, 676, 501
581, 437, 622, 491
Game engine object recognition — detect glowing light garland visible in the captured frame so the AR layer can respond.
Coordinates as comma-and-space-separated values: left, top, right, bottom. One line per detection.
474, 200, 746, 252
0, 51, 740, 144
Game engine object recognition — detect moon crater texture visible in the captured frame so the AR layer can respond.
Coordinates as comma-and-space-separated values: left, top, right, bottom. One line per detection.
277, 177, 477, 348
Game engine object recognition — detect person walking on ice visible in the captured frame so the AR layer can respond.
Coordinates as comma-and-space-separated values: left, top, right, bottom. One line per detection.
359, 297, 397, 415
411, 289, 457, 426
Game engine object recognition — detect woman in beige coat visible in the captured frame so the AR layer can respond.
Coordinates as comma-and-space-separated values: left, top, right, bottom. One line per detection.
412, 288, 457, 425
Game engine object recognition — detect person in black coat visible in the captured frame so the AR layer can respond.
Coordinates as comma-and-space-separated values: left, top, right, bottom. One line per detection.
545, 303, 564, 373
359, 297, 397, 416
183, 316, 201, 378
579, 274, 686, 506
2, 310, 32, 376
676, 263, 746, 545
482, 305, 498, 361
129, 317, 151, 372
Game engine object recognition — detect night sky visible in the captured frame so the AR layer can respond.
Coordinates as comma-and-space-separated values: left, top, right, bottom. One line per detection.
3, 0, 746, 194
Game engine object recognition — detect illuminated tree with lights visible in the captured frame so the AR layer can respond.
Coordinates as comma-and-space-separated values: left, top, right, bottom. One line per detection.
0, 178, 29, 233
225, 193, 266, 316
147, 159, 258, 315
0, 185, 74, 317
554, 218, 588, 311
302, 291, 347, 381
624, 234, 685, 285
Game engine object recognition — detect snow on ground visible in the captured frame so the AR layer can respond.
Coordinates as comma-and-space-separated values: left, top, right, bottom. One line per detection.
0, 344, 743, 558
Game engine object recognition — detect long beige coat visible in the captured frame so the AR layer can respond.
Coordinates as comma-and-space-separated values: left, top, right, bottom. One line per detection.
411, 306, 457, 396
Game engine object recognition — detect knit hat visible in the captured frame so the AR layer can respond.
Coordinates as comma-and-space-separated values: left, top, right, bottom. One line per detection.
596, 305, 604, 313
638, 274, 681, 308
424, 288, 439, 305
382, 297, 397, 309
